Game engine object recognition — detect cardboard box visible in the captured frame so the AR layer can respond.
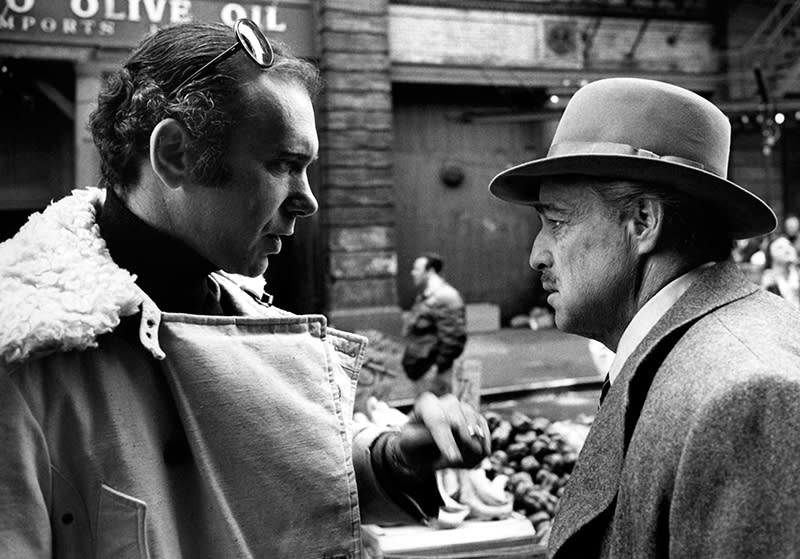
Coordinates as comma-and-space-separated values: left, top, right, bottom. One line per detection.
465, 303, 500, 333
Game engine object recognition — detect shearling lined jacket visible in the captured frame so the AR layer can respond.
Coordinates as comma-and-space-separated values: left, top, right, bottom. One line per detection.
0, 187, 409, 559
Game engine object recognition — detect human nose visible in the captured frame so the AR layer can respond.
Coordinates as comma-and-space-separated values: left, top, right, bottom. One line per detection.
287, 171, 318, 218
529, 233, 552, 271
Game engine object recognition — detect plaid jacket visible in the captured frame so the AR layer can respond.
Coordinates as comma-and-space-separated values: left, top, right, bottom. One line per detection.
401, 279, 467, 380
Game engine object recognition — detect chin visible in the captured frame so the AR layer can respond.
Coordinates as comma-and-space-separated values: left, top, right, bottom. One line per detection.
553, 312, 580, 336
226, 257, 269, 278
553, 315, 570, 334
245, 259, 270, 278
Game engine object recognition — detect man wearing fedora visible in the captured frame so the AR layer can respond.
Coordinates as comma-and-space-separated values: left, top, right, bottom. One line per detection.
490, 77, 800, 558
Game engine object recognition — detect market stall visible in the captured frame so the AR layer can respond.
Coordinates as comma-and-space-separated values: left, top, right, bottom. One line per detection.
358, 398, 594, 558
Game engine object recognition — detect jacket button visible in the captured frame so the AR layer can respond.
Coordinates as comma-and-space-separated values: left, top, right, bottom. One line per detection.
163, 438, 192, 466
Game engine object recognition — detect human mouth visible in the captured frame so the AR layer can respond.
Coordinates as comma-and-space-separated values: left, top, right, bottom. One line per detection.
540, 273, 557, 294
539, 273, 559, 306
263, 234, 282, 254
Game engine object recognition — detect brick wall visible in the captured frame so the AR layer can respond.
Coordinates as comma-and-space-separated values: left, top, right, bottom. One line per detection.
317, 0, 401, 328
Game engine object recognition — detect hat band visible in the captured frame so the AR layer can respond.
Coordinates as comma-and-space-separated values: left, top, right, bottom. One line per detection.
548, 141, 708, 172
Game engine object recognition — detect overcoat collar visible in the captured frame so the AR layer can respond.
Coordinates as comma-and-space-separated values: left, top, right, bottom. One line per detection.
549, 260, 759, 557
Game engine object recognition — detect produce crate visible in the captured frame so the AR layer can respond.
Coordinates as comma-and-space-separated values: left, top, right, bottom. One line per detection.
362, 513, 544, 558
359, 389, 598, 556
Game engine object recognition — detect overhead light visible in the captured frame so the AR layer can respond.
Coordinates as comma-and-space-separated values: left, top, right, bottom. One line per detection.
775, 112, 785, 124
549, 95, 560, 104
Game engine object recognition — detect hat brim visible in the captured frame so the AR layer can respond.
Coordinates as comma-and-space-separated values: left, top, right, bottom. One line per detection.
488, 154, 776, 239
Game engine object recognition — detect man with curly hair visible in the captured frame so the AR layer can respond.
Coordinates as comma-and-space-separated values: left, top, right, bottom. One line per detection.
0, 21, 489, 558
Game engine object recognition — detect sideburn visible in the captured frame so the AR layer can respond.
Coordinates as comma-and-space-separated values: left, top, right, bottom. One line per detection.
188, 144, 233, 188
610, 229, 643, 327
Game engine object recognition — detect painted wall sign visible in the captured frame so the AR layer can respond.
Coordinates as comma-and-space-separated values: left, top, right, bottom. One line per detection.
389, 5, 714, 73
0, 0, 314, 56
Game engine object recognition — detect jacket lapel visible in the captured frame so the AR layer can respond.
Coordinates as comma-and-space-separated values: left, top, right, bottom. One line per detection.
549, 261, 759, 557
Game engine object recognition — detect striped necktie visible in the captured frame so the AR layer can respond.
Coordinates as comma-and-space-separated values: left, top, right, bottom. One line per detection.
599, 373, 611, 405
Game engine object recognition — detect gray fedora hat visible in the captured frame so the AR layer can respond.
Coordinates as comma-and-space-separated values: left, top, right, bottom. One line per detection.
488, 77, 776, 239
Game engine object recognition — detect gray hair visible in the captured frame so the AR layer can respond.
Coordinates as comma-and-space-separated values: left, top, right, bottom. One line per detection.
589, 178, 734, 263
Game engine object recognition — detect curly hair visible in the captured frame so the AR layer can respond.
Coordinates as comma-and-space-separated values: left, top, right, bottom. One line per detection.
89, 22, 321, 191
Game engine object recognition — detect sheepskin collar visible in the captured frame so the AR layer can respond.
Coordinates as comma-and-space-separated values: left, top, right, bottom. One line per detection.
0, 188, 143, 367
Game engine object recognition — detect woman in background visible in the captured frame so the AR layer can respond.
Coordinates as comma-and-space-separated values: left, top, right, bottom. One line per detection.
761, 235, 800, 308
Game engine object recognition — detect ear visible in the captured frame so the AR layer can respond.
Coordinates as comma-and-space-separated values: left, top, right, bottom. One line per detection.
150, 118, 190, 190
626, 197, 664, 256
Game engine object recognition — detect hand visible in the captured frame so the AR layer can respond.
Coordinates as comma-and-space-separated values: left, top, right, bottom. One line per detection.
393, 392, 491, 472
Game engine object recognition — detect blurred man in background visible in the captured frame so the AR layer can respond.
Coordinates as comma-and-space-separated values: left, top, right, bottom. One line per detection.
402, 253, 467, 396
783, 213, 800, 248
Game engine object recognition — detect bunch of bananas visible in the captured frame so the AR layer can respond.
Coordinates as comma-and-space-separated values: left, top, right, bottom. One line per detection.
457, 468, 514, 519
435, 467, 514, 528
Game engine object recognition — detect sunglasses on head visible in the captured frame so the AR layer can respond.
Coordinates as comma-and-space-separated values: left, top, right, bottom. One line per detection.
172, 18, 274, 94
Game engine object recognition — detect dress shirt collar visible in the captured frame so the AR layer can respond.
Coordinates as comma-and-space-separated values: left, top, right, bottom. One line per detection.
606, 262, 714, 385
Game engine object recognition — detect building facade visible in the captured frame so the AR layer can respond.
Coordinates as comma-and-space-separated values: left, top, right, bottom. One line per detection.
0, 0, 794, 331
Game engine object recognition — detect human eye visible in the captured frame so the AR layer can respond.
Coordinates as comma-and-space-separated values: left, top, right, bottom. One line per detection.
542, 214, 565, 232
268, 154, 314, 176
267, 159, 308, 176
266, 160, 293, 175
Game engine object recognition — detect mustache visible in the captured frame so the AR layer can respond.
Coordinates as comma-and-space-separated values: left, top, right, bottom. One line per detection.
540, 271, 556, 285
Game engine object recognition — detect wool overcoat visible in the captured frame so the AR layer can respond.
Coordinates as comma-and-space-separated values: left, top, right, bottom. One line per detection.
549, 261, 800, 559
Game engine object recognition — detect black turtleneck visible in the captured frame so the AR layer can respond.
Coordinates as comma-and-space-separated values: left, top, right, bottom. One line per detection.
98, 188, 226, 315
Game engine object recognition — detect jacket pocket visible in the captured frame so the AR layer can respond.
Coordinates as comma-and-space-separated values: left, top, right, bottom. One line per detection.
96, 484, 150, 559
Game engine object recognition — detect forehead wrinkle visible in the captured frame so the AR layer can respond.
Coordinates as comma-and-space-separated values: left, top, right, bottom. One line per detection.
532, 199, 580, 218
531, 199, 571, 212
239, 77, 317, 160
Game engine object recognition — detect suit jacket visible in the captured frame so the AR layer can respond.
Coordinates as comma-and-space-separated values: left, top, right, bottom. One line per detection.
550, 260, 800, 559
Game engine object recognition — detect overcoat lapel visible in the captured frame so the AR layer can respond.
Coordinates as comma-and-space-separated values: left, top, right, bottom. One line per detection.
549, 261, 759, 558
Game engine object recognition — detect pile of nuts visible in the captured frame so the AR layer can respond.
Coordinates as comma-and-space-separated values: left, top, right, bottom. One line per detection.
480, 410, 592, 543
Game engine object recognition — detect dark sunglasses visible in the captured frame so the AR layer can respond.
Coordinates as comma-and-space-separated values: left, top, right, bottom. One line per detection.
173, 18, 274, 94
